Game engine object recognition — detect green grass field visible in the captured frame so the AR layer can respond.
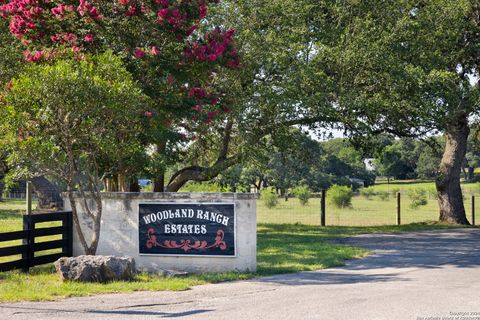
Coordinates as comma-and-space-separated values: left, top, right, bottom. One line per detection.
0, 191, 475, 302
258, 180, 479, 226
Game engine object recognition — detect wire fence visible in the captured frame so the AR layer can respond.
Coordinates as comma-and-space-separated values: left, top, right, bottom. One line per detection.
257, 191, 478, 226
2, 189, 477, 227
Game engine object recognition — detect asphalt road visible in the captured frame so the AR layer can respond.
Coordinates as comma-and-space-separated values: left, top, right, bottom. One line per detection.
2, 228, 480, 320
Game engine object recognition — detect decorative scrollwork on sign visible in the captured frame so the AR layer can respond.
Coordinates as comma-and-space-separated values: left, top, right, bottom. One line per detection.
146, 228, 227, 252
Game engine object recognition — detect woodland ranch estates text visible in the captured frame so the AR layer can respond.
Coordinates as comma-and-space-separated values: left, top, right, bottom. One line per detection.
141, 208, 231, 235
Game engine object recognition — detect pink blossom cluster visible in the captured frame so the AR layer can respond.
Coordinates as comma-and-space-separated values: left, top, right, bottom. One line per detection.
0, 0, 97, 42
77, 0, 102, 20
133, 46, 161, 58
50, 32, 76, 44
117, 0, 147, 17
0, 0, 45, 40
188, 85, 230, 124
188, 86, 220, 106
115, 0, 207, 39
51, 3, 74, 19
188, 86, 208, 100
1, 0, 239, 129
155, 0, 208, 41
23, 49, 45, 62
0, 0, 239, 65
184, 27, 239, 68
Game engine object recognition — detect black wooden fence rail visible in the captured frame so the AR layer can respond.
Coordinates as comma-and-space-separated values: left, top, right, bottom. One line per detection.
0, 211, 73, 272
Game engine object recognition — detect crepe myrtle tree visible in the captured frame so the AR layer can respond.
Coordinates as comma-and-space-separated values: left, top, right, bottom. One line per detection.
0, 0, 240, 192
0, 52, 148, 255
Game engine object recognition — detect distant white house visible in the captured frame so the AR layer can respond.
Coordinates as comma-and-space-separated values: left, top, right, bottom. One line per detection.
364, 158, 375, 172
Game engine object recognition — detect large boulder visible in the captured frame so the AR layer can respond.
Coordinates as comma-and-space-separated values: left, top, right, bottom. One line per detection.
54, 255, 136, 283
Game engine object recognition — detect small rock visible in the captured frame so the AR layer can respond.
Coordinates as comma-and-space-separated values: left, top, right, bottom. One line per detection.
54, 255, 136, 283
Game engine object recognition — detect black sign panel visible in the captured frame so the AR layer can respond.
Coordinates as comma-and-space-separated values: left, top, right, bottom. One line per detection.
139, 203, 235, 256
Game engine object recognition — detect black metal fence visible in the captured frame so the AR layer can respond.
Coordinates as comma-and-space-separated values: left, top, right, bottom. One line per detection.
0, 211, 73, 272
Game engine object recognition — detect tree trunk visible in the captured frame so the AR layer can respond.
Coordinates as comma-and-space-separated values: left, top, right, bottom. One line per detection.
468, 167, 474, 181
152, 142, 166, 192
166, 156, 239, 192
435, 115, 470, 224
31, 176, 63, 210
67, 187, 90, 254
0, 174, 4, 202
118, 174, 127, 192
153, 172, 165, 192
129, 178, 140, 192
0, 158, 6, 201
0, 176, 4, 201
103, 176, 119, 192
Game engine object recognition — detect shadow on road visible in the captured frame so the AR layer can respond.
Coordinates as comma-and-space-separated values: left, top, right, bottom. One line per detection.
1, 305, 213, 318
258, 271, 403, 286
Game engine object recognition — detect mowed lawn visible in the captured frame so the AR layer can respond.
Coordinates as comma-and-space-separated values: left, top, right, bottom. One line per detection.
0, 197, 474, 302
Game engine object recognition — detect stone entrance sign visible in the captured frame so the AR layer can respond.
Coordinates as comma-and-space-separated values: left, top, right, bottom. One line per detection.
65, 193, 256, 273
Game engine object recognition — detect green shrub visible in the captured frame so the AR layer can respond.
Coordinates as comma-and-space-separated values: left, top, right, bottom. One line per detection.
391, 187, 400, 196
260, 187, 279, 208
328, 185, 353, 208
292, 185, 311, 206
377, 191, 389, 201
360, 189, 374, 200
408, 188, 428, 209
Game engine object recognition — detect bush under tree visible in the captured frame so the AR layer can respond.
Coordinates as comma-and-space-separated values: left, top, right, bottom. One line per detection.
260, 187, 279, 209
292, 184, 311, 206
328, 185, 353, 209
408, 189, 428, 209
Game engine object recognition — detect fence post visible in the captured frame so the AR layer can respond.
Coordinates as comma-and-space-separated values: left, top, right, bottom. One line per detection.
26, 181, 32, 215
321, 189, 326, 227
63, 212, 73, 257
23, 181, 33, 272
472, 195, 475, 226
21, 215, 34, 272
396, 192, 401, 225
